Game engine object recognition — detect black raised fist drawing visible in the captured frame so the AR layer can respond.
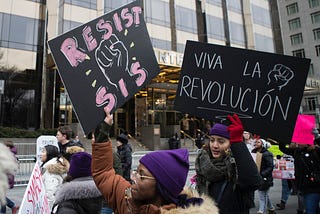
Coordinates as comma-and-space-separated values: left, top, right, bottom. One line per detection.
95, 34, 129, 89
267, 64, 294, 91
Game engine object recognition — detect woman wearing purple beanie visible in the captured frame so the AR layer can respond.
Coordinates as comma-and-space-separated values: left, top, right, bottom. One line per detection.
92, 108, 219, 213
195, 114, 262, 214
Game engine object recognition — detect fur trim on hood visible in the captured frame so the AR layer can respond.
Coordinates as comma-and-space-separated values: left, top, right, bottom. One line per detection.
161, 187, 219, 214
66, 146, 85, 154
43, 157, 68, 175
54, 177, 101, 204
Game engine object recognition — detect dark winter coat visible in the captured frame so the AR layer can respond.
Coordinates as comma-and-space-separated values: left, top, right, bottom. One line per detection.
252, 147, 274, 190
59, 141, 84, 161
53, 176, 103, 214
196, 142, 262, 214
117, 143, 132, 181
279, 143, 320, 194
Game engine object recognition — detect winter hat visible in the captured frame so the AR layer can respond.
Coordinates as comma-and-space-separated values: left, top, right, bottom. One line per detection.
116, 133, 128, 144
260, 139, 271, 149
139, 148, 189, 202
68, 152, 92, 178
209, 123, 230, 139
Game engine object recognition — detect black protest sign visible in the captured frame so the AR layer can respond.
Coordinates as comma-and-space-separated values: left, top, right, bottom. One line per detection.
48, 1, 159, 134
174, 40, 310, 143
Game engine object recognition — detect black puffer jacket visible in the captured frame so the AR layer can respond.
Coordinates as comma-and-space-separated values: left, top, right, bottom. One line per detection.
252, 147, 274, 189
52, 176, 102, 214
117, 143, 132, 181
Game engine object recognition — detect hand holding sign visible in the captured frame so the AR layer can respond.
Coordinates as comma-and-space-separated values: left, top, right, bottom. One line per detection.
227, 114, 244, 144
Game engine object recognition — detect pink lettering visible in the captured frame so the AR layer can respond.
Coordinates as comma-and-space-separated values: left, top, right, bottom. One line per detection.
132, 6, 142, 25
118, 79, 128, 97
113, 13, 123, 32
121, 8, 133, 28
96, 19, 113, 40
60, 38, 87, 67
96, 86, 116, 111
131, 62, 147, 86
82, 26, 97, 51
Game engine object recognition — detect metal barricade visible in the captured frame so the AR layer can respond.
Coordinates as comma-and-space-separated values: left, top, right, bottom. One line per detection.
14, 155, 37, 186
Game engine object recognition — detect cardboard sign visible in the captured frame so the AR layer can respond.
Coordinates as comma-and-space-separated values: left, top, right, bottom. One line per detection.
36, 135, 59, 164
291, 114, 316, 145
19, 162, 50, 214
48, 1, 160, 134
174, 40, 310, 143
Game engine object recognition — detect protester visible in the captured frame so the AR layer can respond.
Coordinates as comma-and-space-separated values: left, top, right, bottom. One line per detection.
279, 139, 320, 214
195, 115, 261, 214
92, 108, 218, 213
243, 131, 255, 152
56, 125, 83, 161
0, 141, 20, 214
116, 131, 132, 181
52, 152, 102, 213
40, 145, 69, 210
252, 138, 276, 214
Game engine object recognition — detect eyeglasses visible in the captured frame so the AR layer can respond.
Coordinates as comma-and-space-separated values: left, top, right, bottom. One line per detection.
131, 170, 155, 181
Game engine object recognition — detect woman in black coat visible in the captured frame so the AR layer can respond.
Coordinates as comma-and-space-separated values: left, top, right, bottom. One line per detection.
195, 115, 261, 214
252, 138, 275, 214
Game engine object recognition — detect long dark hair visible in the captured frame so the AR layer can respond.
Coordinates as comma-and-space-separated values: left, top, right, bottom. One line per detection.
41, 145, 60, 167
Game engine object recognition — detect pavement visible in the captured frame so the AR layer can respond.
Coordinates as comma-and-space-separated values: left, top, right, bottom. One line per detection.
5, 178, 300, 214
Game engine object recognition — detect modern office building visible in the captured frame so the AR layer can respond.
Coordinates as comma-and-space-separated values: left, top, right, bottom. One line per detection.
0, 0, 276, 138
276, 0, 320, 124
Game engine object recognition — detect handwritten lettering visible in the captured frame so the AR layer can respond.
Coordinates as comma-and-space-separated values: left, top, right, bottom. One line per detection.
60, 38, 87, 67
179, 75, 291, 121
194, 52, 222, 70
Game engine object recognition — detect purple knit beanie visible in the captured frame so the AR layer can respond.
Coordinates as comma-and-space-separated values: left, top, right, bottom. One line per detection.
69, 152, 92, 178
139, 148, 189, 200
210, 123, 230, 139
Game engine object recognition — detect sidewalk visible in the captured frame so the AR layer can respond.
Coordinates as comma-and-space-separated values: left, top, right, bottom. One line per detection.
6, 178, 300, 214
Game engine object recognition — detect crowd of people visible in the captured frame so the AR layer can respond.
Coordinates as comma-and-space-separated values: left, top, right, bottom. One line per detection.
1, 110, 320, 214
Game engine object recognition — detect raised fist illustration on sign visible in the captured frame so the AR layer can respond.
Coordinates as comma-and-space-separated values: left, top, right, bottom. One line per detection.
267, 64, 294, 91
95, 34, 129, 89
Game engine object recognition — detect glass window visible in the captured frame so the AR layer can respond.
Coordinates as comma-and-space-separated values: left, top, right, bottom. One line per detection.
306, 97, 317, 111
288, 18, 301, 30
65, 0, 97, 10
309, 0, 320, 8
177, 43, 185, 53
316, 45, 320, 56
292, 49, 305, 58
311, 11, 320, 24
290, 33, 303, 45
251, 5, 271, 27
150, 37, 171, 51
104, 0, 133, 12
0, 13, 42, 51
254, 33, 275, 53
286, 3, 299, 15
230, 22, 245, 46
207, 0, 221, 6
145, 0, 170, 26
206, 15, 225, 40
314, 28, 320, 40
227, 0, 242, 13
309, 63, 315, 75
62, 20, 83, 33
175, 5, 197, 34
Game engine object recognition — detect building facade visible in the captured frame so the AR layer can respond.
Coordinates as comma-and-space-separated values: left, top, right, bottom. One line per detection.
0, 0, 276, 137
276, 0, 320, 125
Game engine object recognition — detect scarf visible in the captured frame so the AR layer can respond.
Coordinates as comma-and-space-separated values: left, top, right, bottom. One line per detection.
195, 149, 238, 195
